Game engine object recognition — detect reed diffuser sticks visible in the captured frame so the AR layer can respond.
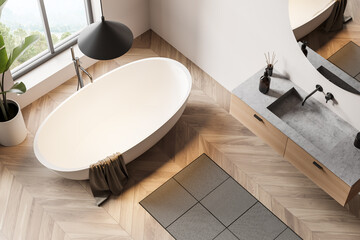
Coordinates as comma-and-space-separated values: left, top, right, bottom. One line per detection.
264, 52, 277, 67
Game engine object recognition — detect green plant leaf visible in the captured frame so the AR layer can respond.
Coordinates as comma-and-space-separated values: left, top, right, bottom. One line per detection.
7, 82, 26, 94
0, 0, 7, 18
5, 34, 39, 71
0, 35, 8, 74
0, 82, 27, 95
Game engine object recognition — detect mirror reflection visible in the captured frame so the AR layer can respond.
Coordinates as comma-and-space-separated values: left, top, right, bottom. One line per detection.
289, 0, 360, 94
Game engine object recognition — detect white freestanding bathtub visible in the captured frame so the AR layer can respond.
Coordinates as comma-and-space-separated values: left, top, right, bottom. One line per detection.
289, 0, 336, 40
34, 57, 192, 180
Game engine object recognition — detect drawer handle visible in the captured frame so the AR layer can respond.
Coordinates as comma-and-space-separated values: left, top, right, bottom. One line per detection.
313, 161, 323, 170
253, 114, 264, 123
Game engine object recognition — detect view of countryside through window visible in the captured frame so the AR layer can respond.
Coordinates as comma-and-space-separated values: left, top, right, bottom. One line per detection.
0, 0, 88, 70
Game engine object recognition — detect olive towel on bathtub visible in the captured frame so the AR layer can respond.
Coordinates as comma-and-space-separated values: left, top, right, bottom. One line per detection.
89, 152, 129, 206
324, 0, 347, 32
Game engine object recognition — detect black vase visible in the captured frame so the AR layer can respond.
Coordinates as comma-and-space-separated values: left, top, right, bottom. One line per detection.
259, 71, 271, 94
301, 42, 308, 57
355, 132, 360, 149
266, 65, 273, 76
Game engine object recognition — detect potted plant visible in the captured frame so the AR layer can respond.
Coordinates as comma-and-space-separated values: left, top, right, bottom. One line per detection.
0, 33, 38, 146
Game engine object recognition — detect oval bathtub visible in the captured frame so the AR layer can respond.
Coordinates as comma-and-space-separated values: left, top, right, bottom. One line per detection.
289, 0, 336, 40
34, 57, 192, 180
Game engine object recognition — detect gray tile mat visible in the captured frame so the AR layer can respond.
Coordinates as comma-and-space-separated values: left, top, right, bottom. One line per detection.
201, 178, 257, 226
275, 228, 302, 240
328, 41, 360, 78
214, 229, 238, 240
228, 202, 287, 240
174, 154, 229, 200
167, 203, 225, 240
140, 178, 197, 227
140, 154, 302, 240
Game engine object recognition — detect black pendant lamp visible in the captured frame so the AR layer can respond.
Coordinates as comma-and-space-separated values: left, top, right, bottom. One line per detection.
78, 0, 133, 60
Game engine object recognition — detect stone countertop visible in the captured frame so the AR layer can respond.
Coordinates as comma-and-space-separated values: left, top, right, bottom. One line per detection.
232, 70, 360, 186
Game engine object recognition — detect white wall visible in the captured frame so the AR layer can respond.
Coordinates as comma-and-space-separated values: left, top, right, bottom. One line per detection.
101, 0, 150, 38
149, 0, 360, 130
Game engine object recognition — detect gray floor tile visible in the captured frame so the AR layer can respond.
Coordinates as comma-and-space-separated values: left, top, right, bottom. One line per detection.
275, 228, 302, 240
140, 178, 197, 227
328, 41, 360, 77
228, 202, 287, 240
167, 203, 225, 240
201, 178, 257, 226
214, 229, 238, 240
174, 154, 229, 200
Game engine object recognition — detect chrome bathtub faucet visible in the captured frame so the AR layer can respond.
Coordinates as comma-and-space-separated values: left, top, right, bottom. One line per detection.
71, 47, 93, 91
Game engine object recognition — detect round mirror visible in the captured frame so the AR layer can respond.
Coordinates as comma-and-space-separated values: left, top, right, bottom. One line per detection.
288, 0, 360, 95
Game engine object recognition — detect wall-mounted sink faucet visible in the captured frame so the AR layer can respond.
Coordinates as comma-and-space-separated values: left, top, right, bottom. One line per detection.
302, 84, 323, 106
71, 47, 93, 91
325, 92, 334, 103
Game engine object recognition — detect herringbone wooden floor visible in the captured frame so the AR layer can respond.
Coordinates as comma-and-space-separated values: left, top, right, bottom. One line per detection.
1, 28, 360, 240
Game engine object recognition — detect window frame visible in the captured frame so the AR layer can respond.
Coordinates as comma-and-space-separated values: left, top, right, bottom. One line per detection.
11, 0, 94, 80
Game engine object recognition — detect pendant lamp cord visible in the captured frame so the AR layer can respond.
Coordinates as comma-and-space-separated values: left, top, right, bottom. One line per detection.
100, 0, 105, 21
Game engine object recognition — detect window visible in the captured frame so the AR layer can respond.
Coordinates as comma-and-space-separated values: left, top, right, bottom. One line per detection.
0, 0, 93, 79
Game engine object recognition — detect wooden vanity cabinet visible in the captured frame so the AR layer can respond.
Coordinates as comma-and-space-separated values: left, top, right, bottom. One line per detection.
284, 139, 350, 206
230, 95, 288, 156
230, 94, 360, 206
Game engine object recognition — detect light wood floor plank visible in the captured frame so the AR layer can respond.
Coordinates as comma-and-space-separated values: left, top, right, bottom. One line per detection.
13, 188, 33, 240
1, 175, 23, 239
0, 166, 13, 232
51, 223, 67, 240
39, 211, 55, 240
26, 200, 45, 239
57, 222, 132, 240
0, 231, 8, 240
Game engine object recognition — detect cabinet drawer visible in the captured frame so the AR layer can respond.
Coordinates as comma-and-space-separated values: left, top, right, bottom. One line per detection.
284, 139, 350, 206
230, 95, 288, 156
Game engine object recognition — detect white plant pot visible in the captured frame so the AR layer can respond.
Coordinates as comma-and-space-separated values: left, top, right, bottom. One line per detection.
0, 100, 27, 146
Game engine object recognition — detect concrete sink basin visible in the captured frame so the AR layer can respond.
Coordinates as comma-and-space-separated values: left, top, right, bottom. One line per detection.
267, 87, 354, 151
